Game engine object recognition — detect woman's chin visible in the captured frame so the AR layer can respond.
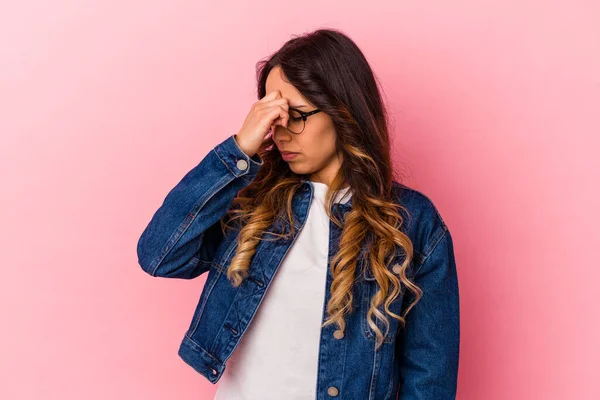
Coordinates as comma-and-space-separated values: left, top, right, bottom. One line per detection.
288, 163, 310, 174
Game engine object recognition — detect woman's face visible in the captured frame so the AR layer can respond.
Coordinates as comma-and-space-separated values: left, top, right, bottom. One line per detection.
266, 66, 342, 185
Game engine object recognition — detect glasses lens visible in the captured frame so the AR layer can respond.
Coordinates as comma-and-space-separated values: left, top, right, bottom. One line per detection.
287, 109, 304, 134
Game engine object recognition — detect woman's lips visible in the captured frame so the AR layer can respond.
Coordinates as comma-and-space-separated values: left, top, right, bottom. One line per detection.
281, 152, 299, 161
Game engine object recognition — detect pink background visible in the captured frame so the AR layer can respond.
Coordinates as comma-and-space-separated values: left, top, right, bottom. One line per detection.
1, 1, 598, 399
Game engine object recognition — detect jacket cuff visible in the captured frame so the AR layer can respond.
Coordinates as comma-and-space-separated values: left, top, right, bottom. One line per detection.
213, 134, 264, 179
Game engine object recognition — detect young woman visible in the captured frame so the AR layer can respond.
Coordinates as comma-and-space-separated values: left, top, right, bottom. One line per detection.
137, 28, 460, 400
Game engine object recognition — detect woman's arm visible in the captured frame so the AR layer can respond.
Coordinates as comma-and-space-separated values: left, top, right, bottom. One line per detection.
397, 227, 461, 399
136, 134, 263, 279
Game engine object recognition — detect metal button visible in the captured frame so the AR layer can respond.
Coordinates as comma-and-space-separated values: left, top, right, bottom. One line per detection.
392, 263, 402, 274
327, 386, 339, 396
211, 368, 217, 375
236, 159, 248, 171
333, 329, 344, 339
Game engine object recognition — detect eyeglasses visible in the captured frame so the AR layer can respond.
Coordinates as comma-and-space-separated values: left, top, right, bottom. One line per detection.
285, 107, 322, 134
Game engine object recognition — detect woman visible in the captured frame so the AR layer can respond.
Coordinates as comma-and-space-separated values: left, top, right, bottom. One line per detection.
137, 28, 460, 400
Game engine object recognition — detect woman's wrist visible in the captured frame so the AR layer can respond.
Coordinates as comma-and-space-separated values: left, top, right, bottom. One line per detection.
233, 134, 256, 158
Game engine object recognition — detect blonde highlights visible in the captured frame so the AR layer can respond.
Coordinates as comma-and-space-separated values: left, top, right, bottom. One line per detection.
219, 27, 425, 349
218, 141, 422, 350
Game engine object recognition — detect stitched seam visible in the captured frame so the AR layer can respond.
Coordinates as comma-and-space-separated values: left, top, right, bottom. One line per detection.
189, 267, 220, 336
413, 228, 449, 277
213, 147, 242, 177
183, 334, 222, 364
368, 338, 379, 400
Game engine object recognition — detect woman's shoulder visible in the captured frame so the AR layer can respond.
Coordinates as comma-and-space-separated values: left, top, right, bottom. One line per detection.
391, 181, 445, 220
391, 180, 450, 258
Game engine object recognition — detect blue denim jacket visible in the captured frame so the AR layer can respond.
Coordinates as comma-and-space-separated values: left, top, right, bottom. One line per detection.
137, 134, 460, 400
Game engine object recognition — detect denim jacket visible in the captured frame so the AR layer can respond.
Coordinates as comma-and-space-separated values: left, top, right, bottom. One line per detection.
137, 134, 460, 400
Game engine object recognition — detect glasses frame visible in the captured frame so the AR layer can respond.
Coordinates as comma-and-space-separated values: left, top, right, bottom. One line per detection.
286, 107, 322, 134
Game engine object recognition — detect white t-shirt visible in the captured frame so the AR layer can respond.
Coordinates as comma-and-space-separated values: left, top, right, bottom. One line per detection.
213, 181, 352, 400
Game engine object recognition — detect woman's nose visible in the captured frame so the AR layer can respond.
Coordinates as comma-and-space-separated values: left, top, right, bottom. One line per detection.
273, 125, 292, 142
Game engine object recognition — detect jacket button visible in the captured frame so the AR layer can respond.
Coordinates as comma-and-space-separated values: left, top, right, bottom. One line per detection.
333, 329, 344, 339
211, 368, 217, 375
236, 159, 248, 171
392, 263, 402, 274
327, 386, 339, 396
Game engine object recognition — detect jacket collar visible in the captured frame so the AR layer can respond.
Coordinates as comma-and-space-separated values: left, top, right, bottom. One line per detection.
300, 179, 353, 210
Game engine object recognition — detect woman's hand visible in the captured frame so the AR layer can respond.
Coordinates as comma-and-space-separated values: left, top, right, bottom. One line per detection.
235, 90, 289, 157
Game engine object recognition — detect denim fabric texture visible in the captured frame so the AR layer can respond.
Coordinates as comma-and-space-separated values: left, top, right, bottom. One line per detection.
137, 134, 460, 399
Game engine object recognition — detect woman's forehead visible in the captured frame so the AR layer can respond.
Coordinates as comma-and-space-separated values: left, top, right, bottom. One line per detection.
265, 67, 311, 108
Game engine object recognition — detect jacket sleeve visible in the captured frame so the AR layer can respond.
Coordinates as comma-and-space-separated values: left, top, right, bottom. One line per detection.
397, 227, 460, 399
136, 134, 263, 279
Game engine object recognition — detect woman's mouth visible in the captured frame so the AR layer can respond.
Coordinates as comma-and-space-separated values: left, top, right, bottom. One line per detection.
281, 152, 299, 161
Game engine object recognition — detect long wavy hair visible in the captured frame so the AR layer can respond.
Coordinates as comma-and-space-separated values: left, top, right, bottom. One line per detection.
221, 28, 421, 349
